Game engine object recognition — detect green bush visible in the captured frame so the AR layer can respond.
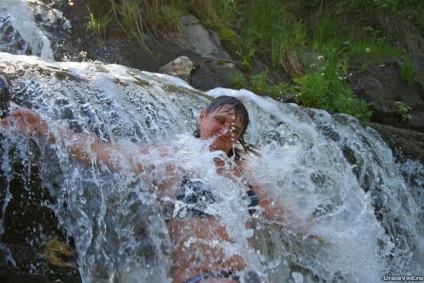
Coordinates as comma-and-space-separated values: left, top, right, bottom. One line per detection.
294, 50, 373, 120
250, 71, 268, 94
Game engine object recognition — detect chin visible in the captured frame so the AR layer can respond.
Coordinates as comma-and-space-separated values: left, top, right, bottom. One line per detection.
209, 143, 227, 153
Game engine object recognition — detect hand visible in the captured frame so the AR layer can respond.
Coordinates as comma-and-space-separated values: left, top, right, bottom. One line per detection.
1, 109, 50, 137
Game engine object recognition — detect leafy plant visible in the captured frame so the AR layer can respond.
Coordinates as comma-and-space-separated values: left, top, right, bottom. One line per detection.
250, 71, 268, 94
236, 48, 255, 71
394, 101, 412, 122
189, 0, 238, 28
85, 7, 112, 40
267, 82, 291, 98
85, 0, 423, 121
161, 4, 184, 27
229, 72, 247, 89
314, 15, 341, 48
294, 50, 373, 120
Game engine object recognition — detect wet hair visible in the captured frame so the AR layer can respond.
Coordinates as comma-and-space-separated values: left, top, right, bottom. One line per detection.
194, 95, 259, 159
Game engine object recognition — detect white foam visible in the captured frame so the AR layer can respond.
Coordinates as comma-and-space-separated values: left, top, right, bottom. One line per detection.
1, 0, 54, 60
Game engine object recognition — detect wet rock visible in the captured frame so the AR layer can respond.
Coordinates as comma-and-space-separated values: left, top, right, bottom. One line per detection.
0, 141, 81, 282
0, 76, 10, 118
170, 15, 229, 60
363, 121, 424, 164
350, 56, 424, 133
0, 263, 48, 283
159, 56, 194, 81
191, 59, 239, 91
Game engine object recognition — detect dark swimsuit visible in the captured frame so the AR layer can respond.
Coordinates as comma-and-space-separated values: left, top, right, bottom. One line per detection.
174, 175, 260, 218
183, 270, 240, 283
174, 176, 261, 283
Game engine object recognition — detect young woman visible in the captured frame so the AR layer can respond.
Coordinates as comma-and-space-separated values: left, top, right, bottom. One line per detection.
1, 96, 307, 283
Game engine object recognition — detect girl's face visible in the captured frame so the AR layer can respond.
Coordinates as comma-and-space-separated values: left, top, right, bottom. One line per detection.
198, 105, 243, 154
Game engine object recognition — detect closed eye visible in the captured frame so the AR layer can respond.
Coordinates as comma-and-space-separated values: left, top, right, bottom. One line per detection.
215, 117, 227, 125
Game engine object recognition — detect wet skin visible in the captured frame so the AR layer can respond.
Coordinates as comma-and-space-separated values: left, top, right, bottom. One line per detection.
1, 108, 268, 283
197, 106, 243, 155
165, 106, 249, 282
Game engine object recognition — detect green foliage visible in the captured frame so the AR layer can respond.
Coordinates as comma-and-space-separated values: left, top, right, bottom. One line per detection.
218, 27, 242, 56
240, 0, 305, 76
84, 0, 424, 120
160, 3, 184, 28
189, 0, 239, 28
394, 101, 412, 122
235, 48, 255, 72
85, 6, 112, 40
267, 82, 292, 98
229, 72, 247, 89
400, 57, 416, 87
348, 41, 402, 57
344, 26, 402, 57
250, 71, 268, 94
294, 50, 373, 120
341, 0, 422, 13
314, 16, 341, 47
229, 70, 292, 99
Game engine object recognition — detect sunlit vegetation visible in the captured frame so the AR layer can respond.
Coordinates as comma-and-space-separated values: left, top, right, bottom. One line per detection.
84, 0, 424, 120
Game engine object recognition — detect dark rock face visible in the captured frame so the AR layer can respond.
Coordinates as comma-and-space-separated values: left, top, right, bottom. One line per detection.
43, 1, 424, 134
362, 121, 424, 164
0, 263, 48, 283
0, 141, 81, 283
350, 56, 424, 133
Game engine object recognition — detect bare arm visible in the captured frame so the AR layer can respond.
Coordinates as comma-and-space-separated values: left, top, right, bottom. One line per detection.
1, 109, 148, 173
248, 177, 317, 238
253, 184, 288, 223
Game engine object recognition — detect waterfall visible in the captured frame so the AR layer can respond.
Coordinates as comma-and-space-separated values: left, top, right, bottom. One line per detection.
0, 52, 422, 282
0, 0, 55, 59
0, 1, 423, 282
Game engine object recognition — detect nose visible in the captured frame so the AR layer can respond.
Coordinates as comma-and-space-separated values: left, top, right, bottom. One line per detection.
218, 124, 238, 142
218, 123, 231, 136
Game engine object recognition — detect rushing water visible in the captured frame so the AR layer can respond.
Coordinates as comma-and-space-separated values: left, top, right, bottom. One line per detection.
0, 52, 422, 283
0, 1, 423, 283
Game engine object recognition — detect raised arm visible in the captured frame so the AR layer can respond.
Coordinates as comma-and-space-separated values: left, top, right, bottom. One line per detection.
1, 109, 147, 173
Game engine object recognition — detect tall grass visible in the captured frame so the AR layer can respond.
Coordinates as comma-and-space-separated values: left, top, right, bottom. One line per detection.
83, 0, 423, 120
86, 8, 112, 40
106, 0, 238, 48
239, 0, 305, 76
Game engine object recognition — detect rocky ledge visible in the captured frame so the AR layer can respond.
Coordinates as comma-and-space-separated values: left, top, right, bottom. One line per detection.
60, 2, 424, 164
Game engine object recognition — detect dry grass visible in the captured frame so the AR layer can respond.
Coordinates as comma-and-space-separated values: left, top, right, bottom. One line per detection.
379, 13, 424, 53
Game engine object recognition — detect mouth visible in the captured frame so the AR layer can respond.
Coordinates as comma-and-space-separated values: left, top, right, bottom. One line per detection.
216, 136, 228, 146
209, 136, 227, 151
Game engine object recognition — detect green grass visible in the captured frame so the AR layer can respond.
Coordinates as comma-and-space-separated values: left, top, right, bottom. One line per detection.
400, 57, 416, 86
293, 49, 373, 120
85, 5, 113, 40
348, 41, 402, 57
83, 0, 424, 121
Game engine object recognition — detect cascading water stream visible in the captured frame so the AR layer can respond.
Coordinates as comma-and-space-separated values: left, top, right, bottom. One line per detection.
0, 0, 56, 59
0, 53, 422, 283
0, 1, 423, 282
